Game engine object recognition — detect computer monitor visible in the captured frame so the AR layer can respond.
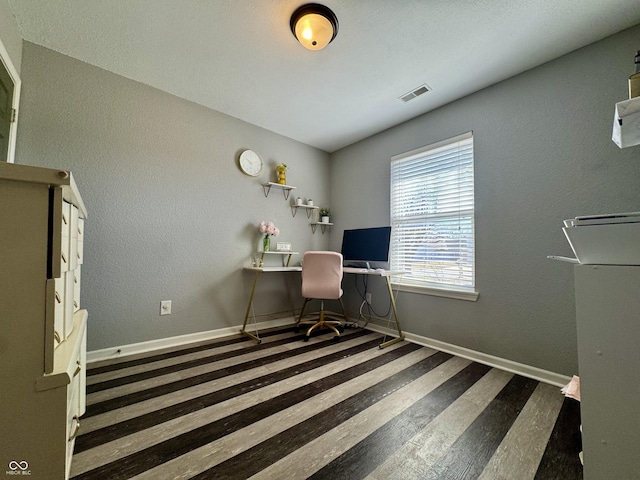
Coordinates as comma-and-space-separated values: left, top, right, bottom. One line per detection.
340, 226, 392, 268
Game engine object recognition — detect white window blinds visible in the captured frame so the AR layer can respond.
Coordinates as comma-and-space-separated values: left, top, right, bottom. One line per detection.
390, 132, 475, 290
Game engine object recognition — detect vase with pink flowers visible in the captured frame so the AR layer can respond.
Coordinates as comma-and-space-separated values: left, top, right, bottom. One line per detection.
259, 221, 280, 252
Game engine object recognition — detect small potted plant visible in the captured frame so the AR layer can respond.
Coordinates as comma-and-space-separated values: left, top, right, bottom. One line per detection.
319, 207, 331, 224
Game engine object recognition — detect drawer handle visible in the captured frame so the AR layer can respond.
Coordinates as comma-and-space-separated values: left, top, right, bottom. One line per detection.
62, 214, 68, 225
68, 416, 80, 441
61, 252, 67, 264
54, 331, 61, 344
55, 291, 62, 303
74, 276, 78, 284
77, 252, 81, 259
73, 361, 82, 377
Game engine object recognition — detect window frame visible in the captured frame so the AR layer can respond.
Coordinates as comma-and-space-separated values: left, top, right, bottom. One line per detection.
0, 36, 20, 164
389, 132, 478, 301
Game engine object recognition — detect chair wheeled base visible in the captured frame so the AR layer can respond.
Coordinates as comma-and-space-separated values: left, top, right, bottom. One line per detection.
296, 298, 347, 342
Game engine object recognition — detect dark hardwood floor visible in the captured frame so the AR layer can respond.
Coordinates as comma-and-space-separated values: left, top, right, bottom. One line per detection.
71, 326, 582, 479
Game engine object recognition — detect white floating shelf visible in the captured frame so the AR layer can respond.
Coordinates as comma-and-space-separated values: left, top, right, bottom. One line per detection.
291, 204, 319, 218
262, 182, 296, 200
310, 222, 333, 234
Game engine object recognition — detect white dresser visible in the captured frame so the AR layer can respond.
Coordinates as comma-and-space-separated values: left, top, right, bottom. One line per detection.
0, 163, 88, 480
574, 264, 640, 480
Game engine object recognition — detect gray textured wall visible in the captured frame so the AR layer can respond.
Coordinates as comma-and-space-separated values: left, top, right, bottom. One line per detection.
10, 22, 640, 376
330, 24, 640, 376
16, 42, 331, 351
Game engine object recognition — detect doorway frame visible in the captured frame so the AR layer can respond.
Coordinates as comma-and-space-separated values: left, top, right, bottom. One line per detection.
0, 36, 20, 164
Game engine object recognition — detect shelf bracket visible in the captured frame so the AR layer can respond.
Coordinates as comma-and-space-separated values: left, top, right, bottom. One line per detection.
262, 182, 296, 200
311, 223, 332, 234
291, 204, 319, 218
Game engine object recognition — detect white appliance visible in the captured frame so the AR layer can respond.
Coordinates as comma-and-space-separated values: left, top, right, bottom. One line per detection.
550, 212, 640, 479
562, 212, 640, 265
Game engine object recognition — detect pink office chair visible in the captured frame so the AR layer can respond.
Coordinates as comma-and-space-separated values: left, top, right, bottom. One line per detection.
296, 251, 347, 342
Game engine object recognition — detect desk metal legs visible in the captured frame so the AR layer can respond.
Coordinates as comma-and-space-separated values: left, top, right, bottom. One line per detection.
379, 276, 405, 349
241, 270, 262, 343
241, 268, 404, 348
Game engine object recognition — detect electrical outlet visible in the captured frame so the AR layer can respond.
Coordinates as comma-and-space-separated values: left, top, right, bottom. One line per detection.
366, 293, 372, 304
160, 300, 172, 315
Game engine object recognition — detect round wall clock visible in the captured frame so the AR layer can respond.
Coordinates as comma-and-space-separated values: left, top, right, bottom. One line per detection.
238, 150, 263, 177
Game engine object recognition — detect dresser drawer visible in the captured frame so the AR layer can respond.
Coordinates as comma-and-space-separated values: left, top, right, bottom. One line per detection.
66, 384, 81, 478
73, 268, 81, 313
54, 276, 65, 349
60, 201, 71, 273
64, 273, 75, 338
77, 218, 85, 265
65, 327, 84, 478
69, 206, 79, 271
66, 349, 82, 413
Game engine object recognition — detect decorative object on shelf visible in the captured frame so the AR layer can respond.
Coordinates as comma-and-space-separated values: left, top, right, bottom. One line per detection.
307, 198, 313, 206
276, 242, 292, 252
319, 206, 331, 223
275, 163, 287, 185
259, 221, 280, 252
310, 205, 334, 233
238, 149, 263, 177
296, 196, 303, 206
290, 3, 339, 51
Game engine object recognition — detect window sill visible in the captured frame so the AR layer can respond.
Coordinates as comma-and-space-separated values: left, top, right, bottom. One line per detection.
391, 282, 479, 301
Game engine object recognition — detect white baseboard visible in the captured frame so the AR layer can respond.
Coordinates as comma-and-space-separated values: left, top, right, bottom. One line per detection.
88, 317, 572, 388
365, 323, 572, 388
86, 316, 295, 363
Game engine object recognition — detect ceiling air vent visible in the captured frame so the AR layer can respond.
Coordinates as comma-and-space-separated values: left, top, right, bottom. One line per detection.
399, 84, 430, 103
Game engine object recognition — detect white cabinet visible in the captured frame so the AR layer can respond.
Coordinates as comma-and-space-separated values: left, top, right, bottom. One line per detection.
0, 163, 88, 480
574, 265, 640, 480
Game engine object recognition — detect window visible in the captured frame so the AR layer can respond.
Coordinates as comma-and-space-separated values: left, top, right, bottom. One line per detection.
390, 132, 476, 298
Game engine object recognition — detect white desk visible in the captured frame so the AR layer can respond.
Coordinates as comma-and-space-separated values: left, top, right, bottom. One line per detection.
343, 268, 406, 348
240, 265, 405, 348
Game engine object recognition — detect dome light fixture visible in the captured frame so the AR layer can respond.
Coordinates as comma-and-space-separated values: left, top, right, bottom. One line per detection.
290, 3, 338, 51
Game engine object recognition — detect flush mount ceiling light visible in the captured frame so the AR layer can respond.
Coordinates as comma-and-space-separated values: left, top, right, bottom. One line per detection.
290, 3, 338, 51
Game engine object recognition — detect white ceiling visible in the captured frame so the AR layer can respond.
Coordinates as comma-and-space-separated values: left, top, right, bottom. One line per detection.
7, 0, 640, 152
